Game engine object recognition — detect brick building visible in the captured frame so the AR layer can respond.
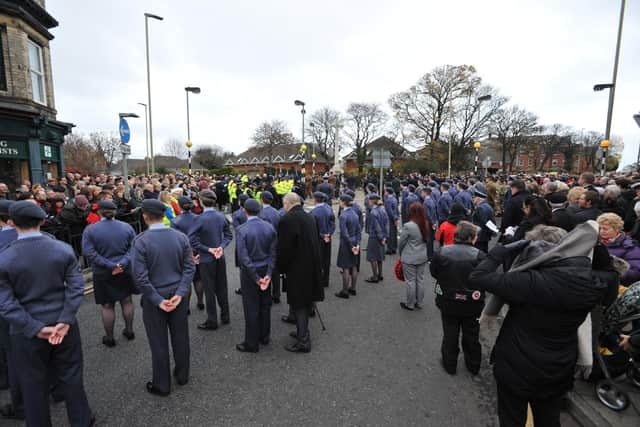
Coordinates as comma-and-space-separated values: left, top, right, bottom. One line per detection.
225, 143, 332, 174
342, 136, 412, 174
0, 0, 72, 189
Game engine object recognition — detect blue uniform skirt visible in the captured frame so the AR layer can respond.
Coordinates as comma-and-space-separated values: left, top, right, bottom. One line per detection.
337, 241, 358, 269
93, 271, 136, 305
366, 236, 386, 262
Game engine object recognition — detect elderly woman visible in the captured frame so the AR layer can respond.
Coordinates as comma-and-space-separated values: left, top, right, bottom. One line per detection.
398, 202, 429, 311
601, 184, 625, 218
597, 212, 640, 286
469, 224, 607, 427
567, 187, 586, 213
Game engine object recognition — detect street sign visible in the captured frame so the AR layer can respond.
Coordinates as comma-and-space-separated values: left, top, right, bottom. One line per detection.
372, 158, 392, 168
482, 158, 491, 168
372, 149, 392, 168
119, 118, 131, 144
120, 144, 131, 155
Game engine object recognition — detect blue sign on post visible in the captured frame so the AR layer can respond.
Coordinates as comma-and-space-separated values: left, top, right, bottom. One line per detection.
119, 118, 131, 144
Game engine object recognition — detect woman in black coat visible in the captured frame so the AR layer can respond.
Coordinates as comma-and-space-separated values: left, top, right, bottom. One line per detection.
511, 195, 551, 242
468, 227, 607, 427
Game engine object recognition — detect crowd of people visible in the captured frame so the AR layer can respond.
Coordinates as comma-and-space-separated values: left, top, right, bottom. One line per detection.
1, 168, 640, 426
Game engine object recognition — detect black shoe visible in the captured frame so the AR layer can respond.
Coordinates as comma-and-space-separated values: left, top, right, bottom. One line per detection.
172, 369, 189, 386
236, 343, 259, 353
378, 275, 384, 281
197, 303, 205, 310
281, 316, 296, 324
146, 381, 170, 396
102, 336, 116, 347
348, 288, 356, 296
0, 404, 25, 420
197, 322, 218, 330
122, 329, 135, 341
400, 302, 414, 311
335, 291, 349, 299
289, 331, 298, 338
284, 343, 310, 353
440, 359, 456, 375
260, 337, 270, 346
235, 288, 242, 295
365, 276, 379, 283
309, 308, 316, 318
414, 303, 422, 310
385, 250, 395, 255
221, 318, 230, 325
272, 297, 281, 304
187, 309, 191, 316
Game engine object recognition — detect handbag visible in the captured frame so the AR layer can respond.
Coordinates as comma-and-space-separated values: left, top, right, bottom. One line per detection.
394, 258, 405, 282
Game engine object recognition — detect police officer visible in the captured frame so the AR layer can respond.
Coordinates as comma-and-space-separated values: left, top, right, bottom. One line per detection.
0, 201, 93, 426
258, 191, 282, 303
471, 190, 496, 253
383, 188, 399, 254
310, 191, 335, 288
429, 221, 485, 375
335, 195, 361, 298
131, 199, 195, 396
82, 200, 137, 347
236, 199, 277, 353
189, 190, 233, 330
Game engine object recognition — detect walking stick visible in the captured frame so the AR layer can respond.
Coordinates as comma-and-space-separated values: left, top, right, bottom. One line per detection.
313, 303, 327, 331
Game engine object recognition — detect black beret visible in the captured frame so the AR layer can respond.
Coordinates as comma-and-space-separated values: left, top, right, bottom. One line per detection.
340, 194, 353, 203
244, 198, 261, 214
0, 200, 14, 215
178, 196, 193, 207
367, 193, 381, 200
313, 191, 327, 200
345, 190, 356, 198
545, 192, 567, 204
141, 199, 166, 216
200, 190, 217, 200
97, 200, 117, 210
261, 191, 274, 201
9, 201, 46, 220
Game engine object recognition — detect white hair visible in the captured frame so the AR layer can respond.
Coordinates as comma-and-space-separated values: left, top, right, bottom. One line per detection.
283, 192, 301, 208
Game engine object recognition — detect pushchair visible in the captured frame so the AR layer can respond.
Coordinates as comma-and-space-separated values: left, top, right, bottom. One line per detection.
592, 281, 640, 411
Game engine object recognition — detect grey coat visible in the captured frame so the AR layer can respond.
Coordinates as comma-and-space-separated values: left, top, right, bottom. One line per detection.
398, 221, 428, 265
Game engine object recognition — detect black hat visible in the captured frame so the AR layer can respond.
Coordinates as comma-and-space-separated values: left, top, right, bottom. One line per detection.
97, 200, 117, 210
200, 190, 217, 200
178, 196, 193, 208
313, 191, 327, 200
244, 198, 261, 214
0, 200, 14, 215
408, 184, 416, 191
367, 193, 381, 201
545, 192, 567, 204
9, 201, 46, 220
238, 194, 249, 206
473, 190, 487, 199
141, 199, 166, 217
345, 190, 356, 198
261, 191, 274, 201
340, 194, 353, 203
458, 182, 468, 189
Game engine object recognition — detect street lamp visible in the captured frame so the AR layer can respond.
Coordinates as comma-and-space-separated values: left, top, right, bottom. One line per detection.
473, 141, 481, 175
185, 86, 201, 175
600, 139, 611, 176
144, 12, 164, 175
634, 113, 640, 170
309, 122, 318, 174
137, 102, 149, 176
593, 0, 626, 141
294, 100, 306, 176
118, 113, 140, 199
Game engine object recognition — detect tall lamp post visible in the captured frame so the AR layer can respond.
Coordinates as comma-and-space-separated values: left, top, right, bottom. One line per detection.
185, 86, 201, 175
593, 0, 626, 142
137, 102, 149, 176
600, 139, 611, 176
119, 113, 139, 199
294, 99, 306, 177
144, 12, 164, 175
634, 113, 640, 170
309, 122, 318, 174
473, 141, 481, 175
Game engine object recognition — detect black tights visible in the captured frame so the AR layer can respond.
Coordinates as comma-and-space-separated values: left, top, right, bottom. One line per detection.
102, 296, 134, 338
370, 261, 383, 278
187, 279, 204, 306
341, 267, 358, 291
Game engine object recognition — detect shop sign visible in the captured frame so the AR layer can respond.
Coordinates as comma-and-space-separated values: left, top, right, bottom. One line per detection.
40, 144, 59, 161
0, 140, 28, 159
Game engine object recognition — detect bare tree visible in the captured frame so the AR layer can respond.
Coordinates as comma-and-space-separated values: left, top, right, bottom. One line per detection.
163, 138, 187, 159
252, 120, 295, 166
489, 105, 540, 172
193, 145, 234, 170
63, 133, 100, 171
343, 102, 388, 172
533, 124, 571, 171
307, 107, 342, 158
87, 132, 121, 171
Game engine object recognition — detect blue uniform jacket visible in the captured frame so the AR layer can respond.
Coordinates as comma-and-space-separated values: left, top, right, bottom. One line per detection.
0, 227, 17, 249
454, 190, 473, 214
472, 202, 496, 242
132, 227, 195, 306
437, 192, 454, 223
171, 211, 198, 235
340, 208, 362, 248
189, 208, 233, 264
351, 202, 364, 228
232, 209, 247, 229
258, 204, 281, 230
0, 234, 84, 337
430, 187, 441, 205
448, 186, 458, 198
236, 217, 277, 282
82, 219, 136, 273
384, 195, 399, 222
423, 197, 437, 226
403, 192, 419, 216
310, 203, 335, 238
367, 205, 389, 240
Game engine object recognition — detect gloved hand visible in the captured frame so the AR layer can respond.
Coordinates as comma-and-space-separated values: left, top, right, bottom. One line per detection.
488, 240, 530, 262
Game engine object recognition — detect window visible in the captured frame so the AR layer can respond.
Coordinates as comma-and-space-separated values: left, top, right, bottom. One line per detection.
517, 159, 524, 166
28, 40, 46, 105
0, 31, 6, 91
528, 159, 533, 166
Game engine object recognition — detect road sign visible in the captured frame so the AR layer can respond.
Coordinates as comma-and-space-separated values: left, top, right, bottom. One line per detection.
372, 149, 392, 168
482, 158, 491, 168
120, 144, 131, 155
119, 118, 131, 144
372, 158, 392, 168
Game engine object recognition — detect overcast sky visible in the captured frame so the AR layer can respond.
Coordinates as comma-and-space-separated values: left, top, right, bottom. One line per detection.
46, 0, 639, 167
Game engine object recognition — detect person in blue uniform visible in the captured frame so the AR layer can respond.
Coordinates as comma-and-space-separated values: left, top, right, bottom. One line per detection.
189, 190, 233, 330
258, 191, 282, 303
335, 195, 362, 298
421, 187, 438, 261
310, 191, 335, 289
471, 190, 495, 253
428, 181, 441, 205
437, 182, 454, 224
400, 181, 409, 224
232, 194, 249, 296
453, 182, 473, 216
236, 199, 277, 353
365, 194, 388, 283
171, 196, 204, 311
131, 200, 195, 396
0, 201, 93, 426
402, 185, 419, 225
317, 175, 334, 204
82, 200, 136, 348
384, 188, 399, 254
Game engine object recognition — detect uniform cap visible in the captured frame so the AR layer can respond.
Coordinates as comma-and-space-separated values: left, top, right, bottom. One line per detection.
141, 199, 166, 216
239, 194, 249, 206
474, 190, 487, 199
631, 181, 640, 190
407, 184, 416, 191
200, 189, 217, 200
345, 190, 356, 198
97, 200, 117, 210
261, 191, 274, 201
545, 192, 567, 204
178, 196, 193, 208
244, 198, 261, 214
0, 199, 14, 215
9, 201, 46, 220
367, 193, 381, 200
313, 191, 327, 200
340, 194, 353, 203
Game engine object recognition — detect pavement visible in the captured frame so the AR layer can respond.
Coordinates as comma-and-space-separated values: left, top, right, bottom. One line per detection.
0, 192, 620, 426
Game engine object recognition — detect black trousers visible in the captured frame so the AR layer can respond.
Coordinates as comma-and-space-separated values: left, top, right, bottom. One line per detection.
291, 305, 312, 350
387, 221, 398, 252
11, 325, 92, 427
240, 267, 272, 350
200, 259, 229, 324
142, 297, 190, 394
271, 268, 281, 299
427, 226, 435, 260
0, 317, 23, 414
319, 241, 331, 288
440, 311, 481, 373
496, 382, 562, 427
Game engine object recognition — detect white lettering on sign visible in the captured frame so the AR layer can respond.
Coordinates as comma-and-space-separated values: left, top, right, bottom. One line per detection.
44, 145, 52, 158
0, 141, 19, 156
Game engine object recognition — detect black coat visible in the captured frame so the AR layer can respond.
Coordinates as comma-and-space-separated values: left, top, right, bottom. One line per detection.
277, 205, 324, 307
468, 255, 607, 399
500, 190, 529, 232
550, 207, 575, 232
573, 207, 601, 224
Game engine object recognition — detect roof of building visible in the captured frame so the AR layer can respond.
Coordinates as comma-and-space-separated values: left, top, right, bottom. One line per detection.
343, 136, 411, 160
111, 156, 205, 172
226, 143, 331, 166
